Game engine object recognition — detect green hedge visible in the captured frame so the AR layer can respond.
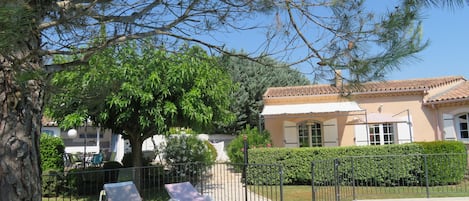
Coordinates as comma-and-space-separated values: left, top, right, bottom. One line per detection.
417, 141, 468, 185
40, 134, 65, 171
248, 141, 467, 186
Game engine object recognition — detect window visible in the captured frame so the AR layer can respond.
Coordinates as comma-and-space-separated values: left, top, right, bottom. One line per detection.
457, 113, 469, 140
369, 123, 395, 145
298, 121, 322, 147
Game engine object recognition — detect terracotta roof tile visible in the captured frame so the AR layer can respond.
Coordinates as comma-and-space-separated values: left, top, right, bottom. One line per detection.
264, 76, 465, 98
427, 81, 469, 103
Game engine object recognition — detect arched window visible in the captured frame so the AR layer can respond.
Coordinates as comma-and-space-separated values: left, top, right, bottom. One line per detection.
298, 121, 322, 147
456, 113, 469, 140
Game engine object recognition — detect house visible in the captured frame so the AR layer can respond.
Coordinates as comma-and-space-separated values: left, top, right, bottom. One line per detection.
41, 120, 121, 161
261, 73, 469, 150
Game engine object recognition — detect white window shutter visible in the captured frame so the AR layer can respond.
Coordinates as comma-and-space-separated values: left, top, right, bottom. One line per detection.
443, 113, 457, 140
323, 118, 338, 146
354, 124, 368, 146
396, 122, 414, 144
283, 121, 298, 147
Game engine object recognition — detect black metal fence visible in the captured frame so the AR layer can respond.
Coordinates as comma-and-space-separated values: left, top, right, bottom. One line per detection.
42, 162, 283, 201
311, 153, 469, 201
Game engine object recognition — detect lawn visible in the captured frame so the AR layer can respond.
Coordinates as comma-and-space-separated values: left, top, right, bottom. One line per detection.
255, 179, 469, 201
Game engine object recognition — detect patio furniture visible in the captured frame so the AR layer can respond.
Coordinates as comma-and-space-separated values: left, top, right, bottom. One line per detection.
91, 153, 104, 167
165, 181, 212, 201
98, 181, 142, 201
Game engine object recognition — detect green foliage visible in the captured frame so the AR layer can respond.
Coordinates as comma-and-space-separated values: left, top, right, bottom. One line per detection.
0, 3, 36, 53
46, 43, 235, 167
248, 142, 467, 186
41, 170, 65, 197
66, 168, 104, 195
218, 54, 310, 134
227, 125, 272, 164
205, 140, 218, 161
416, 141, 468, 185
103, 161, 124, 183
40, 134, 65, 171
162, 134, 215, 165
122, 153, 152, 168
160, 134, 215, 181
168, 127, 197, 135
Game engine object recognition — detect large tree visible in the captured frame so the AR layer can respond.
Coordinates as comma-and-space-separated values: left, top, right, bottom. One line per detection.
46, 43, 234, 168
218, 54, 310, 134
0, 0, 432, 199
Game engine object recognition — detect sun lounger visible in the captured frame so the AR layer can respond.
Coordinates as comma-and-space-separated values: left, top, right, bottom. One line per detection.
165, 181, 212, 201
99, 181, 142, 201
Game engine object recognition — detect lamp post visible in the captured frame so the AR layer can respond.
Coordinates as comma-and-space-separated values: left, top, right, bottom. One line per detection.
67, 129, 77, 168
67, 127, 87, 169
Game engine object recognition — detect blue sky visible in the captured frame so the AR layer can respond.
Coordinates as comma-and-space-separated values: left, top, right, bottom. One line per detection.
204, 3, 469, 82
387, 6, 469, 80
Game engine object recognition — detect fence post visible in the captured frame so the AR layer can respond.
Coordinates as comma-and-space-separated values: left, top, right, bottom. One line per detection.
279, 165, 284, 201
424, 154, 430, 198
311, 162, 316, 201
199, 163, 204, 195
334, 159, 340, 201
351, 157, 356, 201
243, 135, 248, 201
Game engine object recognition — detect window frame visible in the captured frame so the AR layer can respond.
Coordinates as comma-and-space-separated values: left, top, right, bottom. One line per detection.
368, 123, 395, 145
455, 113, 469, 141
298, 121, 323, 147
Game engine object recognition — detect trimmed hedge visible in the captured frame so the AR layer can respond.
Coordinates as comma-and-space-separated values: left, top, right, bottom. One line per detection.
248, 141, 467, 186
40, 134, 65, 171
417, 141, 468, 185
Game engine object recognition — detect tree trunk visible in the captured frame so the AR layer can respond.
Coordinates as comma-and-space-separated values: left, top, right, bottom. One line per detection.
0, 61, 44, 200
0, 2, 44, 199
128, 134, 144, 190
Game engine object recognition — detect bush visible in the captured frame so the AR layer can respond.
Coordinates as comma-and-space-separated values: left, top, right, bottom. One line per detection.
66, 167, 104, 195
205, 140, 218, 161
103, 161, 123, 183
227, 125, 271, 164
42, 169, 65, 197
122, 152, 152, 167
417, 141, 468, 185
40, 134, 65, 171
160, 134, 215, 182
248, 141, 467, 186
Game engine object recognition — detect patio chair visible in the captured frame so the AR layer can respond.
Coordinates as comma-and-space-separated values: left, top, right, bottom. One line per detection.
98, 181, 142, 201
91, 153, 104, 167
165, 181, 212, 201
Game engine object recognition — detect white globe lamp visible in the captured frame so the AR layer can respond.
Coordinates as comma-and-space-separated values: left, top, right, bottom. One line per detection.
67, 129, 78, 138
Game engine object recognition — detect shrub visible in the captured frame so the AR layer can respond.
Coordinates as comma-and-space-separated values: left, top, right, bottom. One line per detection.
40, 134, 65, 171
42, 169, 65, 197
160, 134, 215, 182
417, 141, 467, 185
205, 140, 218, 161
227, 125, 271, 164
103, 161, 123, 183
66, 167, 104, 195
248, 141, 468, 186
122, 152, 152, 167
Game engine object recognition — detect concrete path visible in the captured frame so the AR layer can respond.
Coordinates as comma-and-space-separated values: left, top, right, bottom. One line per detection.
197, 163, 272, 201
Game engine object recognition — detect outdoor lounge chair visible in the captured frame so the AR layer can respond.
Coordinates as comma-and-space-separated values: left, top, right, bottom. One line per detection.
98, 181, 142, 201
165, 181, 212, 201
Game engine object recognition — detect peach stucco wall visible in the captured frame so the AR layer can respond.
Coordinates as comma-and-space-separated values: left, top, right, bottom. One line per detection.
263, 92, 447, 147
354, 94, 437, 142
